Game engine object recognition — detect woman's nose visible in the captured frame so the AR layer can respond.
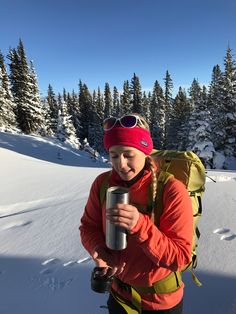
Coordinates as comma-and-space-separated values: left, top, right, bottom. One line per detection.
118, 155, 127, 169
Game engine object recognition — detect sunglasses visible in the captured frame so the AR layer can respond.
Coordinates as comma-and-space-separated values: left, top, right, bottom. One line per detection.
103, 115, 146, 131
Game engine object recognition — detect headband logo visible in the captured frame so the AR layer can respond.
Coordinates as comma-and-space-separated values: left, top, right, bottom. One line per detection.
140, 140, 148, 147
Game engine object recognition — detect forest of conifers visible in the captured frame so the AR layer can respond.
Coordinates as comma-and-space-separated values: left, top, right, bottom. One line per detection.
0, 39, 236, 168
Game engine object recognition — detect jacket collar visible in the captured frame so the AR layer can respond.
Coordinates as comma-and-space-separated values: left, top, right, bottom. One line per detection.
108, 163, 155, 190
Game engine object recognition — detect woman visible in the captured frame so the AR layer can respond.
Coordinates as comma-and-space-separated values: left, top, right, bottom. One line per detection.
80, 114, 193, 313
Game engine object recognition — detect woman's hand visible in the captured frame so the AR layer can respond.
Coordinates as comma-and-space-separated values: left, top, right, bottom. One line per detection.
106, 203, 140, 232
92, 246, 126, 277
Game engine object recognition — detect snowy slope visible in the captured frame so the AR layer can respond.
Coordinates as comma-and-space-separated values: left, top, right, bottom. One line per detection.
0, 131, 236, 314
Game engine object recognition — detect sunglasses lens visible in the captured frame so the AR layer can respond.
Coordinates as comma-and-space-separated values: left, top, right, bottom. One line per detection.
103, 117, 117, 130
120, 115, 137, 128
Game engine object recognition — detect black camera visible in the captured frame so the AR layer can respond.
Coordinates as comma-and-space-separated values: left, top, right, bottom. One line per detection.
91, 267, 113, 293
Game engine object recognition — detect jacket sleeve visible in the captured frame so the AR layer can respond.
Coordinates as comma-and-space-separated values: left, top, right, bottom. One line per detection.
129, 178, 193, 272
79, 174, 106, 256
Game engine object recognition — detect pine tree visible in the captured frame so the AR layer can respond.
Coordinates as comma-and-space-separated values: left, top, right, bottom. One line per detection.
87, 90, 97, 148
93, 88, 104, 151
96, 87, 104, 121
78, 80, 92, 140
62, 88, 67, 102
163, 70, 173, 147
29, 61, 41, 106
8, 40, 43, 134
0, 69, 7, 128
57, 93, 80, 148
67, 90, 81, 138
45, 84, 58, 136
112, 86, 120, 116
187, 81, 215, 167
7, 48, 20, 103
222, 47, 236, 157
208, 64, 225, 151
88, 89, 104, 152
142, 91, 151, 122
29, 60, 45, 133
149, 80, 165, 148
104, 82, 112, 119
169, 87, 191, 150
130, 73, 143, 114
120, 80, 132, 115
0, 51, 17, 130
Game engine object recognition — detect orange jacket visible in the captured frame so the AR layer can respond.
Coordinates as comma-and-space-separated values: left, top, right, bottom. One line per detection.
80, 167, 193, 310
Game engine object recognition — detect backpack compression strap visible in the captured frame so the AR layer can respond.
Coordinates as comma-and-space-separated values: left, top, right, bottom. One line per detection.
152, 170, 173, 226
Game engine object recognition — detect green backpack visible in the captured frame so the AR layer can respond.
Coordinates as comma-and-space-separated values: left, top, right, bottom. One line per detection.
99, 149, 206, 290
150, 150, 205, 284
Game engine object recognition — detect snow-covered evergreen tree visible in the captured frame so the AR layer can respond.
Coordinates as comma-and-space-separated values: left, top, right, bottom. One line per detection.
88, 88, 104, 152
130, 73, 143, 114
94, 87, 104, 151
78, 80, 92, 141
187, 80, 215, 167
104, 82, 112, 119
0, 51, 17, 131
44, 84, 58, 136
222, 47, 236, 157
8, 40, 43, 134
67, 90, 81, 138
112, 86, 120, 116
149, 80, 165, 149
142, 91, 151, 123
208, 64, 225, 152
57, 94, 80, 148
87, 90, 97, 148
163, 70, 173, 147
29, 60, 45, 134
168, 87, 191, 150
120, 80, 132, 115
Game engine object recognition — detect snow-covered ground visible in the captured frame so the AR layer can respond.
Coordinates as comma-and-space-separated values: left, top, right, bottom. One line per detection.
0, 131, 236, 314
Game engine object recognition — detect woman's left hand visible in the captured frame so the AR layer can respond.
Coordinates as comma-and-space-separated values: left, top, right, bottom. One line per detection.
106, 203, 140, 232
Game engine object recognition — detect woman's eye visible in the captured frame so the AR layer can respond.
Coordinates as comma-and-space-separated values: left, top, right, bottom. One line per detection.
125, 155, 134, 159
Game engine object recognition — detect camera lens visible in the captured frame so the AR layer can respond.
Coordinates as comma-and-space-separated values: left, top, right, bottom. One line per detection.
91, 267, 113, 293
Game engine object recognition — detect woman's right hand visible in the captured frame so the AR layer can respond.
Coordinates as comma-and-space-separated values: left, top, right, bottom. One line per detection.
92, 246, 126, 277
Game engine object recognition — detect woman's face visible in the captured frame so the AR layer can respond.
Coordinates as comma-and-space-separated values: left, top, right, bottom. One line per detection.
109, 145, 146, 181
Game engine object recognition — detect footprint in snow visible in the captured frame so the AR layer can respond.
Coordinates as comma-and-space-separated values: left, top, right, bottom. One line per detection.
213, 228, 236, 241
41, 258, 60, 266
220, 234, 236, 241
63, 256, 92, 266
45, 277, 73, 291
40, 258, 61, 275
40, 256, 92, 276
30, 276, 73, 291
1, 220, 32, 230
77, 256, 92, 264
213, 228, 230, 234
63, 261, 78, 267
40, 268, 55, 275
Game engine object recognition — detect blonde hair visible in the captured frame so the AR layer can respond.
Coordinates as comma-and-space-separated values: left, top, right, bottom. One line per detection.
131, 113, 150, 131
146, 156, 158, 207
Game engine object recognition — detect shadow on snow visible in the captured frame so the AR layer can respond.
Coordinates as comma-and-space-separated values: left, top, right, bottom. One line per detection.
0, 254, 235, 314
0, 131, 110, 168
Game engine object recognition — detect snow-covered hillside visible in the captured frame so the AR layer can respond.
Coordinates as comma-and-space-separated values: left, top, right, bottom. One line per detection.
0, 131, 236, 314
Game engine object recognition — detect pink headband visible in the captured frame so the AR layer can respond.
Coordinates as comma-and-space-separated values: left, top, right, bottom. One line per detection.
103, 126, 153, 155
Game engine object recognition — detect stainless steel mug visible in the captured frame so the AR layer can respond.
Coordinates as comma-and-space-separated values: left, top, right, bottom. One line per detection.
106, 186, 129, 250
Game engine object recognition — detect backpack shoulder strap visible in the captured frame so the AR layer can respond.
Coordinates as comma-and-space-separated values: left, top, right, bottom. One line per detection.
152, 171, 173, 226
99, 171, 112, 205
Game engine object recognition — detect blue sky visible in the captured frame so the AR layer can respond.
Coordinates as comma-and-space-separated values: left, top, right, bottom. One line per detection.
1, 0, 236, 96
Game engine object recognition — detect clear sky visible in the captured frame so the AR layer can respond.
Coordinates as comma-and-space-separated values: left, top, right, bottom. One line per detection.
1, 0, 236, 96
